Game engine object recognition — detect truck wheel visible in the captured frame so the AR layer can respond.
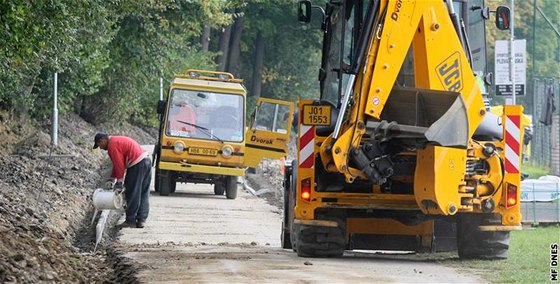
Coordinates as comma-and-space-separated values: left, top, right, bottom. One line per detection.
154, 168, 161, 193
214, 182, 225, 195
457, 213, 510, 259
290, 162, 297, 252
225, 176, 237, 199
295, 221, 345, 258
159, 171, 174, 196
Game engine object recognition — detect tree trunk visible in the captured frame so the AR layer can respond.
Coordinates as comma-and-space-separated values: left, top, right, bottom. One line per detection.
200, 24, 211, 52
226, 16, 244, 76
216, 25, 232, 71
251, 30, 264, 98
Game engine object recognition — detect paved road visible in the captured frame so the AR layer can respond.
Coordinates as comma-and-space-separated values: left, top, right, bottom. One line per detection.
116, 182, 484, 283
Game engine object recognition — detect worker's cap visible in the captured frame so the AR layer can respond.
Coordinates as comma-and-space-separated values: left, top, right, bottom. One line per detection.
93, 132, 109, 149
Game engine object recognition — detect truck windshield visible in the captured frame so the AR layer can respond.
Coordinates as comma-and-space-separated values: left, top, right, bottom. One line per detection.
166, 89, 244, 142
320, 0, 368, 105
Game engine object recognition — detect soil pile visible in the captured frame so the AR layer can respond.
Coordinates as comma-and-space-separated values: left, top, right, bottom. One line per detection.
245, 159, 285, 210
0, 111, 154, 283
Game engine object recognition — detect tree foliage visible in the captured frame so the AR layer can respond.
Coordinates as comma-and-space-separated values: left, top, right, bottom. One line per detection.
0, 0, 231, 125
4, 0, 553, 127
485, 0, 559, 107
486, 0, 559, 78
0, 0, 322, 126
213, 0, 322, 115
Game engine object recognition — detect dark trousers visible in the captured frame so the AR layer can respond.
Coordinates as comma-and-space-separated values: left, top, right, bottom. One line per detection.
124, 157, 151, 223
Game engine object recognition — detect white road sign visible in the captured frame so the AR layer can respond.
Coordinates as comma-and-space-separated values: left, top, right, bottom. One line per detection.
495, 39, 526, 96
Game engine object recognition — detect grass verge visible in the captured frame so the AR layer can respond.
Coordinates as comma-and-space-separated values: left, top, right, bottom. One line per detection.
523, 164, 551, 179
445, 226, 559, 283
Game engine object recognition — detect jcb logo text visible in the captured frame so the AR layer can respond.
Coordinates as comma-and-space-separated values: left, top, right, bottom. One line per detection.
436, 52, 463, 92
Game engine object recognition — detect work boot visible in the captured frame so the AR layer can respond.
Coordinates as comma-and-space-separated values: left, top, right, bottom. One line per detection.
117, 221, 136, 229
136, 220, 145, 228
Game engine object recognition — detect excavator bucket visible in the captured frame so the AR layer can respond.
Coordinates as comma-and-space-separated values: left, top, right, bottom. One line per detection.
370, 86, 469, 148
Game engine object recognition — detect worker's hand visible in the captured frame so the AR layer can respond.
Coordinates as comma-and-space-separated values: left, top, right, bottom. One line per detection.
105, 178, 115, 189
114, 181, 124, 193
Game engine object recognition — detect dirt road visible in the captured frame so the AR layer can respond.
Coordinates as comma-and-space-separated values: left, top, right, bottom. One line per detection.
116, 181, 484, 283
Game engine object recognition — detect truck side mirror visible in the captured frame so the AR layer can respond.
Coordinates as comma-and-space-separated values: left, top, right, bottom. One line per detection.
157, 100, 166, 114
298, 0, 312, 23
495, 6, 510, 30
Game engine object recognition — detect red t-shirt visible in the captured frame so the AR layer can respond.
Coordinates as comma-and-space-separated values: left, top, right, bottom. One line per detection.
107, 136, 147, 180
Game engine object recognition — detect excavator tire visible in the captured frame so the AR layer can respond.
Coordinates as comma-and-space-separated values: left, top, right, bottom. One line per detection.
281, 223, 292, 249
295, 223, 345, 258
281, 162, 294, 249
457, 213, 510, 259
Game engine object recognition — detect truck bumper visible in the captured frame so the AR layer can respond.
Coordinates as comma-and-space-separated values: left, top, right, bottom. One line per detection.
158, 161, 246, 176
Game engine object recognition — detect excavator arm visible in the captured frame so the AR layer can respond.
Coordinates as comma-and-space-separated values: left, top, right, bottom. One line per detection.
314, 0, 522, 220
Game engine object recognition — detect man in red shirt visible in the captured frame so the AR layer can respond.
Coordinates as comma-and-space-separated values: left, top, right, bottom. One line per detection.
93, 132, 151, 228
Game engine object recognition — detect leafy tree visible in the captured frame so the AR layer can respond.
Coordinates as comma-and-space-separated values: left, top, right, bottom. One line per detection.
0, 0, 116, 119
80, 0, 233, 125
232, 1, 322, 113
0, 0, 232, 124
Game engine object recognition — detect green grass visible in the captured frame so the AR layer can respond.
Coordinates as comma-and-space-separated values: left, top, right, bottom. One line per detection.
447, 226, 560, 283
523, 164, 551, 179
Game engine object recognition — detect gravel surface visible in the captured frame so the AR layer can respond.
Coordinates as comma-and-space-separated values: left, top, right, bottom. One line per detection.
115, 162, 484, 283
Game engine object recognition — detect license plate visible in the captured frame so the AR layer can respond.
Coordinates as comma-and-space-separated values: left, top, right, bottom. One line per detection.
302, 105, 331, 126
188, 147, 218, 156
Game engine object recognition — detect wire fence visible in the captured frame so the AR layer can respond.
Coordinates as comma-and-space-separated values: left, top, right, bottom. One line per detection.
530, 77, 560, 175
521, 179, 560, 224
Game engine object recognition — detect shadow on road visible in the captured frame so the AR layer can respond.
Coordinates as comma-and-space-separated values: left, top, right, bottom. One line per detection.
149, 190, 236, 200
342, 250, 459, 263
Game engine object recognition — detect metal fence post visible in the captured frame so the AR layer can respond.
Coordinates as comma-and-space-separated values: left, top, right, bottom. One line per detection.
532, 183, 537, 225
159, 77, 163, 101
52, 72, 58, 146
557, 182, 559, 223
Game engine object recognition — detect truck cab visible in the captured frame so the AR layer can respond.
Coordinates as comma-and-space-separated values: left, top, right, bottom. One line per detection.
154, 69, 293, 198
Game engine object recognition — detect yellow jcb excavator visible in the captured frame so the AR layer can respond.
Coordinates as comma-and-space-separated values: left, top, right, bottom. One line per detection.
282, 0, 524, 259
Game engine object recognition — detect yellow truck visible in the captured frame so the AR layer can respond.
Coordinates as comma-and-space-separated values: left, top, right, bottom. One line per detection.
153, 69, 293, 198
282, 0, 524, 259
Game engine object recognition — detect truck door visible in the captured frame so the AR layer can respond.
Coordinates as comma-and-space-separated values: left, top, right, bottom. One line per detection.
244, 98, 294, 167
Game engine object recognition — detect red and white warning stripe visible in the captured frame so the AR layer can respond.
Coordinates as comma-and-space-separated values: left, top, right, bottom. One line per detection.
504, 115, 521, 174
299, 125, 315, 168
